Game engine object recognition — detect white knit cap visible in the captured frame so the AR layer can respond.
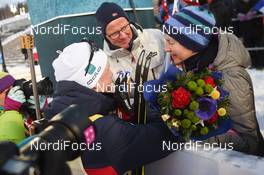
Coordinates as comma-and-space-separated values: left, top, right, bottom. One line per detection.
52, 42, 108, 88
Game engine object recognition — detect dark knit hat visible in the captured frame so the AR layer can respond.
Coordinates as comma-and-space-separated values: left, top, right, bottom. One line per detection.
163, 6, 216, 52
0, 71, 15, 93
95, 2, 129, 35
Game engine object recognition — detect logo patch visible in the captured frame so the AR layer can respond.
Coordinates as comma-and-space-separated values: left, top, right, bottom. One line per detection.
112, 12, 118, 17
87, 66, 102, 85
116, 71, 131, 78
85, 64, 96, 75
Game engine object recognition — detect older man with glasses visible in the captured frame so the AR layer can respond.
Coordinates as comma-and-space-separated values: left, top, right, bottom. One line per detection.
95, 2, 167, 88
95, 2, 168, 122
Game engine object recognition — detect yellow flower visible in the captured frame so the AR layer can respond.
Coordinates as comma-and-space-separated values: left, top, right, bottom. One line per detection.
161, 114, 170, 121
172, 121, 180, 128
217, 108, 227, 116
210, 89, 220, 100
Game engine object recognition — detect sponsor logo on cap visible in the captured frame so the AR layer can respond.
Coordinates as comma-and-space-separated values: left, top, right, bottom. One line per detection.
112, 13, 118, 17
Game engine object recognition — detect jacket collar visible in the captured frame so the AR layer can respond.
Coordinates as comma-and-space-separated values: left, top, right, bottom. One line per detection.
55, 81, 116, 110
213, 33, 251, 70
184, 35, 219, 72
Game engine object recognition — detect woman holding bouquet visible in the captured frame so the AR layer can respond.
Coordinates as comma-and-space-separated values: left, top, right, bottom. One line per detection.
161, 6, 263, 155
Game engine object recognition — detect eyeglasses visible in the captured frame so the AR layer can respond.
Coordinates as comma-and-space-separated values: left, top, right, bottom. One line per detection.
107, 23, 130, 39
81, 38, 99, 76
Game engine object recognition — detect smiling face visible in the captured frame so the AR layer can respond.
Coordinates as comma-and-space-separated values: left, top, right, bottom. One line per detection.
105, 17, 133, 49
164, 34, 197, 65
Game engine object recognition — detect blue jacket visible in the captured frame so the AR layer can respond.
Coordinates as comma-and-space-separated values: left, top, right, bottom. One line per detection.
44, 81, 116, 120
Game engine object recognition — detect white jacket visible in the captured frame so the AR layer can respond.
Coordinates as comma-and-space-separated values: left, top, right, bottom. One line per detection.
103, 24, 166, 82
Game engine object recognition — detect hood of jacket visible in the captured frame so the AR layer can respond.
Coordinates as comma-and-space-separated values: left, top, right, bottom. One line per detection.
213, 33, 251, 70
44, 81, 116, 119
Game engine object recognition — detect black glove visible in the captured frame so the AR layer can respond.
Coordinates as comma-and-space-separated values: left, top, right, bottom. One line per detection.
113, 74, 134, 115
32, 118, 49, 134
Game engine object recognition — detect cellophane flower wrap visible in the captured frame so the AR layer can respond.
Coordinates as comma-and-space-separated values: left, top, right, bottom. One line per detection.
143, 65, 232, 141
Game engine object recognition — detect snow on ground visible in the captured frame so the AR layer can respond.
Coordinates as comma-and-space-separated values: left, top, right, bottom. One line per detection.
7, 64, 42, 80
2, 26, 31, 46
247, 69, 264, 137
146, 147, 264, 175
1, 27, 41, 80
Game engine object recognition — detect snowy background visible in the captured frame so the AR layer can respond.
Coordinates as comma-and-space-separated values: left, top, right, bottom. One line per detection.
247, 69, 264, 136
0, 0, 26, 7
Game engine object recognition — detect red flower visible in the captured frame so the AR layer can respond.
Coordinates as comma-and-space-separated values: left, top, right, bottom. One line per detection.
204, 76, 216, 87
206, 113, 219, 124
171, 87, 191, 109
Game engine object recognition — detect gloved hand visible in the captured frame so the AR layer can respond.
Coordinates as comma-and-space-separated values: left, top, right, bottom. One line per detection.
237, 11, 257, 21
246, 11, 257, 20
4, 86, 26, 111
27, 95, 47, 110
237, 13, 247, 21
25, 118, 49, 135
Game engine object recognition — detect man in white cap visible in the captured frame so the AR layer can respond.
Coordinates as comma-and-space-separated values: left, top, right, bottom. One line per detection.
52, 42, 112, 92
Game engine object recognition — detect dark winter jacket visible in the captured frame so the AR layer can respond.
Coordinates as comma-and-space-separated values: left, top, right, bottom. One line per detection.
44, 81, 116, 120
44, 81, 177, 174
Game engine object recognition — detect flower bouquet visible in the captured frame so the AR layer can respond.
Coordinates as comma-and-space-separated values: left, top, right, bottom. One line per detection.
143, 65, 232, 141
